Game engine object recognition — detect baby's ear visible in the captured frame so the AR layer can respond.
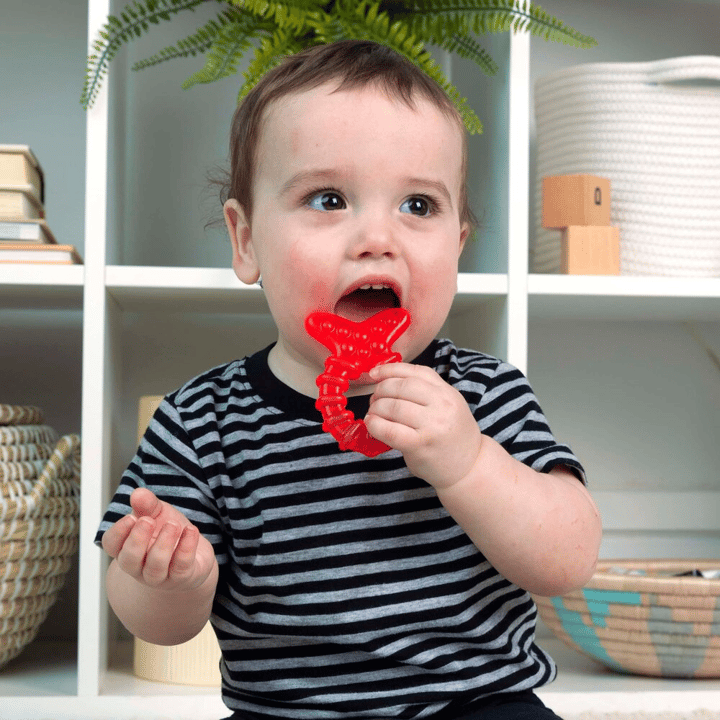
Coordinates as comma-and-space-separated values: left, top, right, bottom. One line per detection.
224, 199, 260, 284
458, 222, 471, 256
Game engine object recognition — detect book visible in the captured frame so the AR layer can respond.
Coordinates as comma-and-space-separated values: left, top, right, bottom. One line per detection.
0, 188, 44, 220
0, 243, 82, 264
0, 145, 44, 203
0, 219, 56, 244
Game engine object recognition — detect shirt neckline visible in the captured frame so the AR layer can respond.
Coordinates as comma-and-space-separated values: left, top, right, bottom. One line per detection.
245, 340, 439, 422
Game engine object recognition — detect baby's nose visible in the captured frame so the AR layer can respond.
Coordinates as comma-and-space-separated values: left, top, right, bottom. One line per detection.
353, 216, 399, 259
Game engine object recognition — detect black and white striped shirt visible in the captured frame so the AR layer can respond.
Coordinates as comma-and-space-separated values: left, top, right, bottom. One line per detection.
97, 338, 584, 719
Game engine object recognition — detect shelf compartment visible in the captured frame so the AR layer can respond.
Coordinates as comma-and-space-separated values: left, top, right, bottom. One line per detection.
529, 275, 720, 321
0, 641, 77, 698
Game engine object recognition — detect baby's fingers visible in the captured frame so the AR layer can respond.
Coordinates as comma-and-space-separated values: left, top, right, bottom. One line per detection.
167, 525, 201, 582
101, 514, 137, 559
115, 516, 156, 578
364, 412, 418, 450
142, 521, 183, 587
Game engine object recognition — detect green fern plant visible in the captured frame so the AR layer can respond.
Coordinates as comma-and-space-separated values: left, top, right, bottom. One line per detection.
81, 0, 596, 134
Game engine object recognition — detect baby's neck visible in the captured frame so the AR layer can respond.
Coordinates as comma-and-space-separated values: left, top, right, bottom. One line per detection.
267, 342, 376, 399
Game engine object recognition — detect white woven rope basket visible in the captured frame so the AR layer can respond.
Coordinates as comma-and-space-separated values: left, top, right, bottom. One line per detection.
534, 56, 720, 276
0, 404, 80, 669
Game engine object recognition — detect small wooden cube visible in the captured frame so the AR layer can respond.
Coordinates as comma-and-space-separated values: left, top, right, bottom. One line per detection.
562, 226, 620, 275
543, 174, 611, 229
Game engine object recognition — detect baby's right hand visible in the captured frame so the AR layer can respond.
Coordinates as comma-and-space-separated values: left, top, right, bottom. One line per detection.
101, 487, 216, 592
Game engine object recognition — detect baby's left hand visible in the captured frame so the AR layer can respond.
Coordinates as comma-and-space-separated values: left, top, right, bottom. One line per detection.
365, 363, 483, 489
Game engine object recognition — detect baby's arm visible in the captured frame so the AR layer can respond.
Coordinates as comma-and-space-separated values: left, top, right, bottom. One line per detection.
101, 487, 219, 646
365, 363, 601, 598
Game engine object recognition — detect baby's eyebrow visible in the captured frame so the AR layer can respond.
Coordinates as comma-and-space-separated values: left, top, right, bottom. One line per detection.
281, 169, 340, 196
402, 177, 453, 208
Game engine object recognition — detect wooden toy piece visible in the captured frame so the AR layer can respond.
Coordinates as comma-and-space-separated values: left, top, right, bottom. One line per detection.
542, 174, 611, 229
562, 226, 620, 275
305, 308, 411, 457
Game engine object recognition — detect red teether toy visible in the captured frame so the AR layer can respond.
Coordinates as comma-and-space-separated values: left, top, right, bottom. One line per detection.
305, 308, 411, 457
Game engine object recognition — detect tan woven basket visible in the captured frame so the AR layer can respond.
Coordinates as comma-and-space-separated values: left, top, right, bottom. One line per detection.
534, 559, 720, 678
0, 404, 80, 669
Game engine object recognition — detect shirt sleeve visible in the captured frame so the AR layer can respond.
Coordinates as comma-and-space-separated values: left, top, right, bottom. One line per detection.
475, 360, 586, 484
94, 396, 230, 565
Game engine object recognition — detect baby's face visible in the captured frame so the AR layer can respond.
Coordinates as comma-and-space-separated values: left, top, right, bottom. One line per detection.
230, 82, 468, 396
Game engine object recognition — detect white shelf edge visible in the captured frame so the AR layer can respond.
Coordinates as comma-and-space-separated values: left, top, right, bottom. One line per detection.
103, 266, 508, 313
0, 264, 84, 310
0, 264, 84, 287
105, 266, 267, 313
528, 274, 720, 320
529, 274, 720, 299
106, 267, 507, 293
1, 695, 227, 720
105, 265, 243, 290
456, 272, 508, 295
507, 30, 531, 374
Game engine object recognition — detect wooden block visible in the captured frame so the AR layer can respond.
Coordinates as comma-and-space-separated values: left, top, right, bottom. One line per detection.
137, 394, 164, 443
562, 226, 620, 275
543, 174, 611, 229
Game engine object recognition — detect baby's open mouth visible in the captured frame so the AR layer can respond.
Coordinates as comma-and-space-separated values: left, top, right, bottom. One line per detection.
334, 284, 401, 322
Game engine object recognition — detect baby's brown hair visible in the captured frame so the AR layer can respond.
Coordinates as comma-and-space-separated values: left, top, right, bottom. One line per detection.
221, 40, 474, 230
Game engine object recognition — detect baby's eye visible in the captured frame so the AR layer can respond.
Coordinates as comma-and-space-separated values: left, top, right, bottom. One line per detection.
307, 191, 346, 212
400, 196, 436, 217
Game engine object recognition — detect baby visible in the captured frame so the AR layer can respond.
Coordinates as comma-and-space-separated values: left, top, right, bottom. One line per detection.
97, 40, 601, 720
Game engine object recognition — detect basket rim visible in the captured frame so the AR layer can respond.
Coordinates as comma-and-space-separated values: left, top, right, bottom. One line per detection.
586, 559, 720, 596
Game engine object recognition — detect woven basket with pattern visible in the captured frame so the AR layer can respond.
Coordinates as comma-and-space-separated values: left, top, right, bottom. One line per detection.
534, 559, 720, 678
0, 404, 80, 669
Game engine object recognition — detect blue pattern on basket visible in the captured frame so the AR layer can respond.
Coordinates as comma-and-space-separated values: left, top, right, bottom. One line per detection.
550, 591, 642, 671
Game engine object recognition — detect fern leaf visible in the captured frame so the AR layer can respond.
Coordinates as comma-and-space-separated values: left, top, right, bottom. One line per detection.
333, 0, 483, 133
182, 16, 271, 89
440, 33, 498, 76
399, 0, 597, 48
81, 0, 216, 109
131, 8, 243, 70
409, 51, 484, 134
236, 29, 307, 102
225, 0, 325, 34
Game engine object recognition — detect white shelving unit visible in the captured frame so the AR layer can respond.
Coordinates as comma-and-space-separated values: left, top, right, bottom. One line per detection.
2, 0, 719, 716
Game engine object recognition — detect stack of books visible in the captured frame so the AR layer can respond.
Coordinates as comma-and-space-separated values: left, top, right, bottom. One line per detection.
0, 145, 82, 264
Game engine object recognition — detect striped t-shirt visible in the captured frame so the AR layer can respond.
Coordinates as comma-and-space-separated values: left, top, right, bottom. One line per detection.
96, 338, 584, 719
